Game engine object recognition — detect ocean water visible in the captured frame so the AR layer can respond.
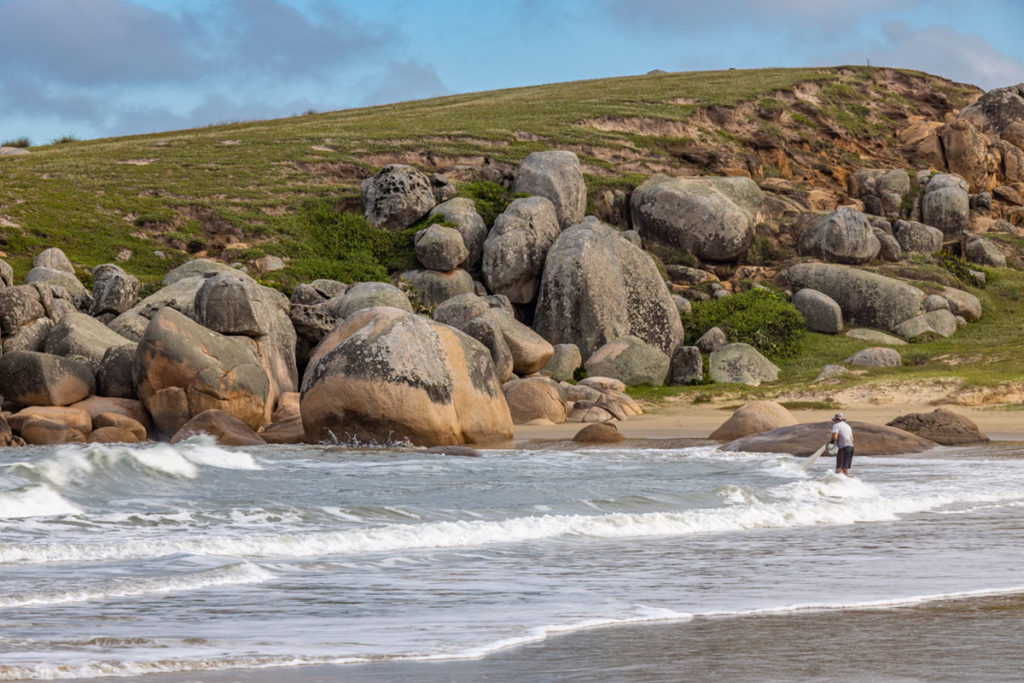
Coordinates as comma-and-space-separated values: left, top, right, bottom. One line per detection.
2, 436, 1023, 680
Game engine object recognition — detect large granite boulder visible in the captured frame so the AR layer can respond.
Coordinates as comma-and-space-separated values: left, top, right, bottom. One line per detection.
849, 168, 911, 219
942, 287, 982, 322
792, 288, 842, 334
193, 272, 299, 409
42, 312, 134, 372
478, 309, 553, 375
361, 164, 436, 230
540, 343, 582, 382
512, 150, 586, 229
0, 258, 13, 288
33, 247, 74, 273
25, 267, 91, 309
782, 263, 925, 332
482, 196, 560, 304
0, 351, 95, 406
921, 174, 969, 238
720, 421, 937, 455
893, 220, 943, 254
414, 224, 468, 272
583, 335, 670, 387
886, 408, 989, 445
460, 316, 514, 382
401, 269, 475, 310
966, 237, 1006, 267
708, 343, 779, 386
327, 281, 412, 319
503, 376, 566, 425
171, 409, 266, 446
709, 400, 798, 442
894, 309, 958, 340
90, 263, 140, 319
134, 308, 271, 438
534, 218, 684, 358
429, 198, 488, 270
941, 119, 994, 192
630, 175, 762, 261
796, 207, 881, 264
669, 345, 703, 385
959, 84, 1024, 137
301, 306, 513, 446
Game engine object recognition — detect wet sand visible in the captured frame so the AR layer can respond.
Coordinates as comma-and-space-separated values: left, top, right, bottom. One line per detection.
133, 594, 1024, 683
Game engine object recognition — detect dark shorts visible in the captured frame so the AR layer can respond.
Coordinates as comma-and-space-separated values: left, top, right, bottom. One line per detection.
836, 445, 854, 470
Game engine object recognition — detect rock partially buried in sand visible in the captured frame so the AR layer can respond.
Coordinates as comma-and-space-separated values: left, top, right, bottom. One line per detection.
709, 400, 798, 442
573, 422, 625, 443
886, 408, 989, 445
720, 421, 937, 456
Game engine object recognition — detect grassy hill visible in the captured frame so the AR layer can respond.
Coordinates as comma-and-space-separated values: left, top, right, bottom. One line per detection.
3, 65, 1021, 404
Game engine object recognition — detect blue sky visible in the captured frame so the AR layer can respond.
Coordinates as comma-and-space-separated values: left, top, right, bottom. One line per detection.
2, 0, 1023, 144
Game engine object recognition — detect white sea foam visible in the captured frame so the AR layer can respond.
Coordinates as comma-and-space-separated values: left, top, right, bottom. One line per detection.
0, 562, 272, 608
3, 473, 1019, 564
0, 485, 81, 519
175, 435, 262, 470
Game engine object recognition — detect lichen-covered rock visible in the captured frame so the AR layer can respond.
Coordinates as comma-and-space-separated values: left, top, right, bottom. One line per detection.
134, 308, 271, 438
326, 281, 412, 320
33, 247, 75, 274
540, 343, 582, 382
482, 196, 560, 304
894, 309, 958, 340
709, 343, 779, 386
512, 150, 586, 229
534, 218, 684, 358
300, 306, 513, 446
849, 168, 911, 218
460, 315, 514, 383
845, 347, 902, 367
90, 263, 140, 318
584, 335, 670, 387
893, 220, 943, 254
695, 326, 728, 354
921, 174, 969, 238
26, 267, 91, 309
845, 328, 908, 346
401, 269, 475, 310
429, 198, 488, 270
782, 263, 925, 332
42, 312, 134, 372
415, 224, 469, 272
670, 345, 703, 385
709, 400, 798, 442
792, 288, 842, 334
886, 408, 989, 445
797, 207, 881, 264
0, 351, 95, 406
942, 287, 982, 322
631, 175, 762, 261
966, 236, 1006, 267
361, 164, 436, 230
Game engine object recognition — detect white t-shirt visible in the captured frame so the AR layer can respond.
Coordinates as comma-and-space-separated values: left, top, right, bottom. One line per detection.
832, 421, 853, 448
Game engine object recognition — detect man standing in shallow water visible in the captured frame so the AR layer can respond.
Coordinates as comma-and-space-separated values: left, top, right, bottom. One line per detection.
830, 413, 854, 475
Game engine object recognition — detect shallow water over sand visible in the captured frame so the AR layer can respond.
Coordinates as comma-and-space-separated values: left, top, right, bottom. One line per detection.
2, 438, 1023, 680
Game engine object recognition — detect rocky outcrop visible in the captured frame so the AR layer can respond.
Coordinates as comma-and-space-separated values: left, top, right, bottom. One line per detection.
894, 309, 958, 340
134, 308, 271, 438
300, 306, 513, 446
720, 421, 937, 455
709, 400, 798, 442
534, 217, 683, 358
361, 164, 436, 229
482, 196, 560, 304
631, 175, 762, 261
849, 168, 911, 219
797, 207, 881, 264
709, 343, 779, 386
90, 263, 139, 320
583, 335, 670, 387
782, 263, 924, 332
512, 150, 586, 229
886, 408, 989, 445
42, 312, 134, 372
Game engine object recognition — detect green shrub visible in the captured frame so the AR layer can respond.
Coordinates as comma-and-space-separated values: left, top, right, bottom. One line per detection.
684, 288, 805, 358
1, 136, 30, 148
457, 180, 524, 228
